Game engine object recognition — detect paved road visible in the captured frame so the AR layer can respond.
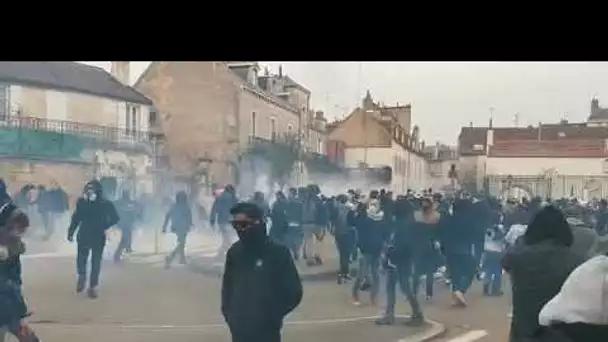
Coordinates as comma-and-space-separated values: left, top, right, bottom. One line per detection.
20, 255, 431, 342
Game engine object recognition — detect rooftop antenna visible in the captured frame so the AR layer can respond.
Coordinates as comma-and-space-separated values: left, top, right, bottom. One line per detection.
514, 112, 520, 127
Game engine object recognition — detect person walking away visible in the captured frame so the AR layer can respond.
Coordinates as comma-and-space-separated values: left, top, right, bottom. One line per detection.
67, 180, 119, 299
501, 205, 585, 342
210, 185, 238, 258
269, 191, 289, 245
251, 191, 270, 219
301, 185, 327, 266
471, 195, 492, 279
43, 181, 69, 242
410, 197, 442, 301
533, 244, 608, 342
222, 202, 302, 342
285, 188, 304, 260
595, 199, 608, 236
35, 185, 52, 241
376, 195, 425, 326
482, 223, 506, 296
0, 205, 39, 342
351, 202, 383, 306
568, 216, 599, 259
162, 191, 193, 268
440, 198, 476, 307
113, 190, 138, 263
334, 194, 356, 284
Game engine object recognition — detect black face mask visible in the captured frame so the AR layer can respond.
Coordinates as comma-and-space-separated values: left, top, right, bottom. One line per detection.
236, 223, 267, 248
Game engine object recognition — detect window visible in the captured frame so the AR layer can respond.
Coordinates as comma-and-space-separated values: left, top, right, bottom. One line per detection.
149, 109, 157, 126
270, 117, 277, 141
125, 104, 140, 137
0, 83, 9, 119
473, 144, 484, 151
251, 112, 257, 137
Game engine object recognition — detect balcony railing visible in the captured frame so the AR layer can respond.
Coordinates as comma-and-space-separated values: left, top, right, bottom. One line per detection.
0, 114, 156, 153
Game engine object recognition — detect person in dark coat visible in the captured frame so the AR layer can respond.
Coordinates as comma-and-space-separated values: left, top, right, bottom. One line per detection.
376, 195, 424, 326
502, 205, 585, 342
440, 198, 476, 307
41, 181, 69, 241
210, 185, 238, 257
333, 194, 356, 283
162, 191, 193, 268
113, 190, 139, 263
67, 180, 119, 299
222, 202, 302, 342
351, 202, 384, 306
269, 191, 289, 244
0, 205, 39, 342
285, 188, 304, 260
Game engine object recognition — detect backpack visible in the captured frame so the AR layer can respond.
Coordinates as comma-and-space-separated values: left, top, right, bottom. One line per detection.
302, 198, 318, 223
334, 205, 350, 235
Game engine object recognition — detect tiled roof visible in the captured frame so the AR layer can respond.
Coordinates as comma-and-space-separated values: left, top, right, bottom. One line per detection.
489, 139, 607, 158
0, 62, 152, 105
459, 123, 608, 156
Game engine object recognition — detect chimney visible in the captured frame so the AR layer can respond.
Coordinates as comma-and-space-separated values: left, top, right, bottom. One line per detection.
111, 61, 130, 85
278, 65, 283, 78
486, 126, 494, 155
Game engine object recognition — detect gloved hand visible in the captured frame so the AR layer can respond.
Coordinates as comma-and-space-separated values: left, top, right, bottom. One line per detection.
67, 235, 74, 242
209, 219, 215, 227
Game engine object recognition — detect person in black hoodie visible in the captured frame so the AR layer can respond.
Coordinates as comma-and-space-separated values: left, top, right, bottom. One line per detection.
222, 202, 302, 342
162, 191, 193, 268
67, 180, 119, 299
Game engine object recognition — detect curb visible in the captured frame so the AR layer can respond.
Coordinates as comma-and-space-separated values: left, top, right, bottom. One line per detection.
187, 261, 338, 281
400, 319, 446, 342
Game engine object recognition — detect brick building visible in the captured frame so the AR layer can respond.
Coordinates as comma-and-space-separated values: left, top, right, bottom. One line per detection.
134, 62, 333, 192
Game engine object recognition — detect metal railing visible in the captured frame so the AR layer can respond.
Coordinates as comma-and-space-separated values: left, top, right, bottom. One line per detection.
0, 113, 156, 151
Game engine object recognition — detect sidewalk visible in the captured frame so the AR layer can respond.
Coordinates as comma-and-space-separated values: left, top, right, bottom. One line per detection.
188, 235, 340, 281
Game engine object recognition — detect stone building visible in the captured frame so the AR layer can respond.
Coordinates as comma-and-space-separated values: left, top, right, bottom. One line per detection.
327, 90, 428, 193
0, 61, 155, 202
458, 104, 608, 199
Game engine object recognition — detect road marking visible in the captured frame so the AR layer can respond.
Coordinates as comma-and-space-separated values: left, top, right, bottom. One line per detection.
22, 245, 220, 260
31, 315, 442, 331
445, 330, 489, 342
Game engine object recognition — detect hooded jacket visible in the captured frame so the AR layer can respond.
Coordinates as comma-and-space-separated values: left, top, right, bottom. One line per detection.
210, 188, 238, 225
530, 255, 608, 342
68, 180, 119, 245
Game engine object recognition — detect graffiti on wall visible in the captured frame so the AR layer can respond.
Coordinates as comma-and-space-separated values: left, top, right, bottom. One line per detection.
92, 149, 153, 198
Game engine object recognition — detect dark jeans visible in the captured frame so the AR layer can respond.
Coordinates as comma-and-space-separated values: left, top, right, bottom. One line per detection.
446, 252, 475, 293
77, 242, 105, 288
113, 227, 133, 262
231, 329, 280, 342
335, 231, 355, 275
286, 225, 304, 260
473, 236, 485, 272
384, 259, 424, 320
167, 232, 187, 265
352, 253, 380, 301
482, 251, 503, 295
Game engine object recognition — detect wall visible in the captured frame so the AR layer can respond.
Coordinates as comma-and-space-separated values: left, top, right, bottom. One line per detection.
459, 155, 486, 191
9, 84, 150, 131
0, 160, 91, 206
486, 157, 605, 176
136, 62, 240, 185
307, 128, 326, 154
328, 110, 392, 148
239, 88, 300, 146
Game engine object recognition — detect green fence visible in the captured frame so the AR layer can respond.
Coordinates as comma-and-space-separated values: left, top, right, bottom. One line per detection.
0, 127, 86, 160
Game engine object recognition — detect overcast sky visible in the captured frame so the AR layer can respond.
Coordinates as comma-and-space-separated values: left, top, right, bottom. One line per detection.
83, 62, 608, 145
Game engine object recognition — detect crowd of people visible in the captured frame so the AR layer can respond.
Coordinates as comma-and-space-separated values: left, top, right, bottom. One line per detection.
2, 175, 608, 342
